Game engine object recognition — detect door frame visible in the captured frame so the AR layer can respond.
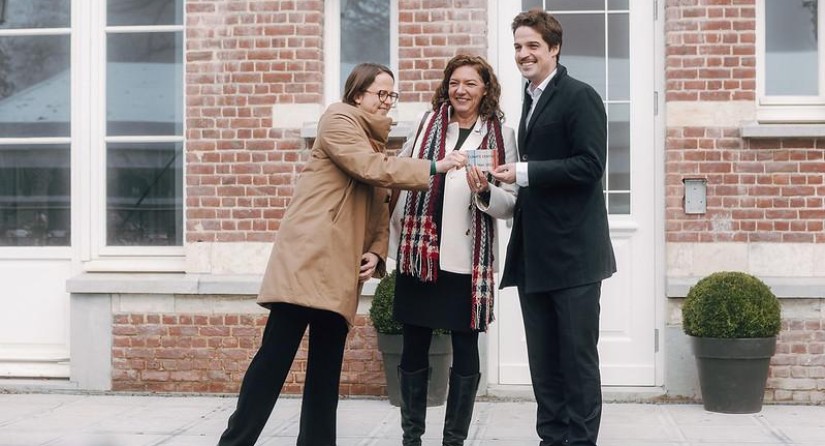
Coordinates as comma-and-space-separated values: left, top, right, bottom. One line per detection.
484, 0, 667, 390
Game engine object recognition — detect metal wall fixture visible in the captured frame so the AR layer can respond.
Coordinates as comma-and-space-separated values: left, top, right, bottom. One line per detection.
683, 177, 707, 215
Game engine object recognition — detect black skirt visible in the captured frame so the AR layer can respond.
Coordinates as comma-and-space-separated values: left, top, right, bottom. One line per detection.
392, 269, 475, 332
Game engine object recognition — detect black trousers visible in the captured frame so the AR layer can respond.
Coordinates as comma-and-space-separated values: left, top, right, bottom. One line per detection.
518, 283, 602, 446
218, 303, 349, 446
400, 324, 479, 376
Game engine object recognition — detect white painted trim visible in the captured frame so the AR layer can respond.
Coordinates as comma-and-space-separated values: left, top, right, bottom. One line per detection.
0, 28, 70, 36
654, 0, 668, 389
0, 248, 71, 259
104, 25, 184, 33
324, 0, 341, 106
0, 138, 71, 145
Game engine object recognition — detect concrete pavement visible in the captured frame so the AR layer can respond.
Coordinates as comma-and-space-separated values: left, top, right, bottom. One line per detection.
0, 392, 824, 445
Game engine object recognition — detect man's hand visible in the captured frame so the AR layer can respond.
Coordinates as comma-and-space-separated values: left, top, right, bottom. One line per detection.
359, 252, 380, 283
491, 163, 517, 184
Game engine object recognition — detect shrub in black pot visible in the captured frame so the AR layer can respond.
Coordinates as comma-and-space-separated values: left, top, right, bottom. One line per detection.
682, 271, 781, 413
369, 270, 451, 406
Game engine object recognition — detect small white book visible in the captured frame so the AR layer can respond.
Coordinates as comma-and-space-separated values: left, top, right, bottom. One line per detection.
466, 150, 499, 172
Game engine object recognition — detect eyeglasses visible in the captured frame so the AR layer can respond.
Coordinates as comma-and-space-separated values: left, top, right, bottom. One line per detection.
363, 89, 400, 104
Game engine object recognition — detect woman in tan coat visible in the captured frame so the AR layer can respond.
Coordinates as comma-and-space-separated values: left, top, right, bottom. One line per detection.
217, 63, 467, 446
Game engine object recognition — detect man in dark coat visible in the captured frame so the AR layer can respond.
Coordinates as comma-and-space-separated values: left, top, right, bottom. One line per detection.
491, 9, 616, 446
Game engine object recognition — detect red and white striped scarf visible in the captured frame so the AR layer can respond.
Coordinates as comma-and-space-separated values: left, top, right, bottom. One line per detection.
398, 103, 506, 331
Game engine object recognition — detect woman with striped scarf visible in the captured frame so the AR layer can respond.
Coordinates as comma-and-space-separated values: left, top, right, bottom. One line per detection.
388, 55, 518, 446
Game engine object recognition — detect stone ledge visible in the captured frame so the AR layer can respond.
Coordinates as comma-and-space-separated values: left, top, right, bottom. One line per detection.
667, 276, 825, 299
740, 122, 825, 139
67, 273, 378, 297
301, 121, 414, 139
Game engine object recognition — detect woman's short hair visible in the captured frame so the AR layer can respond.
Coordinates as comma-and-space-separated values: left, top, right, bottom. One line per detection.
431, 54, 503, 121
342, 63, 395, 106
511, 9, 563, 60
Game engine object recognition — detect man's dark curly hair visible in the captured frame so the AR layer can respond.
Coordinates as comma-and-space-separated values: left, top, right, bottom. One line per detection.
511, 8, 563, 62
430, 54, 503, 121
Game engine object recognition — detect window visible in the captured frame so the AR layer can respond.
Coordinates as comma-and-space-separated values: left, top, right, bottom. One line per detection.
759, 0, 825, 122
0, 0, 71, 246
325, 0, 397, 105
104, 0, 184, 247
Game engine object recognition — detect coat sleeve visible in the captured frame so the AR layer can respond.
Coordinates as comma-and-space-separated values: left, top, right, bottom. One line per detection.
474, 126, 518, 219
365, 188, 390, 278
527, 86, 607, 188
316, 111, 431, 191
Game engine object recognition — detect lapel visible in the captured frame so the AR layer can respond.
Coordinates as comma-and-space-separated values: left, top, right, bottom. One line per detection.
521, 65, 567, 150
517, 83, 531, 150
445, 113, 484, 151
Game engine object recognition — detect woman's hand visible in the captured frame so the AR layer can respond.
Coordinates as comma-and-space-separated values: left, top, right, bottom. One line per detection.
465, 165, 489, 193
359, 252, 380, 283
435, 151, 467, 173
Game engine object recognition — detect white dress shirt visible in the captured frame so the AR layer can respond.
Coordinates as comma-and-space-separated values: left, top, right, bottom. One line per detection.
516, 68, 557, 187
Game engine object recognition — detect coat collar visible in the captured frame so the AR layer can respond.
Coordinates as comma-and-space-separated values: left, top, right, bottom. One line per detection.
327, 102, 393, 144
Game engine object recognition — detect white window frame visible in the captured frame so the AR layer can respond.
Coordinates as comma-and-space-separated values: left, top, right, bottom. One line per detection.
324, 0, 398, 107
80, 0, 186, 272
757, 0, 825, 122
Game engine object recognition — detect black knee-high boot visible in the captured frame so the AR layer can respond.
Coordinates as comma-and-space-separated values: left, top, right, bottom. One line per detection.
442, 370, 481, 446
399, 367, 429, 446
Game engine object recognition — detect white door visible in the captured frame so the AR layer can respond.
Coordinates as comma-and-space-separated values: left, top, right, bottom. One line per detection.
490, 0, 657, 386
0, 3, 74, 378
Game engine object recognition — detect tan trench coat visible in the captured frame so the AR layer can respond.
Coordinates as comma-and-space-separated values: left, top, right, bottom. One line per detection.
258, 102, 431, 326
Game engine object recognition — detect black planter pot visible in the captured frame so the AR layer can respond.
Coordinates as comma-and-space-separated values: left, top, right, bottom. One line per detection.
377, 332, 452, 407
690, 336, 777, 414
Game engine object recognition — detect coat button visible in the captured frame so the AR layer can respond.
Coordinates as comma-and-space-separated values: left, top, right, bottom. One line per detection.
521, 154, 528, 161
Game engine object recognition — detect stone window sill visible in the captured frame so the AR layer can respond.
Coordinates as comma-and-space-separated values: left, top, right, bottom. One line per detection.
740, 122, 825, 139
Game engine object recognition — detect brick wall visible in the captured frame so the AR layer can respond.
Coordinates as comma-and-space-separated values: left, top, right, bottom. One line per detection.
768, 306, 825, 404
112, 312, 386, 395
665, 0, 825, 243
185, 0, 323, 244
184, 0, 488, 244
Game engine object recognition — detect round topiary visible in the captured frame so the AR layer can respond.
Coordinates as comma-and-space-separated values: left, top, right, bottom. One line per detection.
369, 270, 403, 334
682, 271, 781, 338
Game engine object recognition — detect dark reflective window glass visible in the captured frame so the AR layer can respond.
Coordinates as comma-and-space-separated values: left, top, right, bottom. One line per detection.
546, 0, 604, 11
607, 103, 630, 193
609, 0, 629, 9
107, 0, 183, 26
107, 32, 183, 136
340, 0, 390, 93
0, 0, 70, 29
0, 144, 70, 246
556, 14, 606, 98
608, 192, 630, 215
608, 13, 629, 101
0, 35, 70, 137
107, 142, 183, 246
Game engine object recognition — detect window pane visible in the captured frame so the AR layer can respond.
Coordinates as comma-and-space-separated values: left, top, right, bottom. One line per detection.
340, 0, 390, 93
765, 0, 818, 96
609, 0, 629, 9
107, 32, 183, 136
0, 0, 70, 29
546, 1, 605, 11
0, 36, 70, 137
608, 192, 630, 215
522, 0, 543, 10
608, 103, 630, 192
556, 14, 606, 98
107, 142, 182, 246
608, 13, 629, 101
108, 0, 183, 26
0, 144, 70, 246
